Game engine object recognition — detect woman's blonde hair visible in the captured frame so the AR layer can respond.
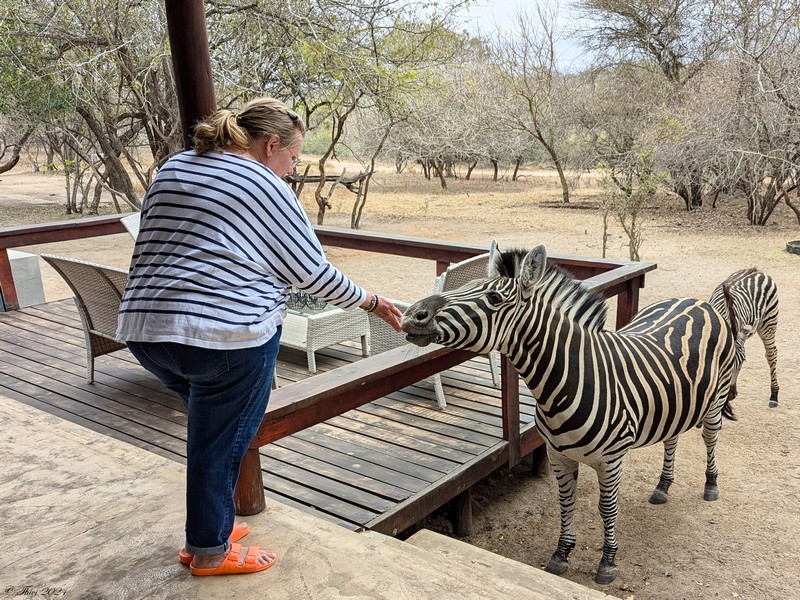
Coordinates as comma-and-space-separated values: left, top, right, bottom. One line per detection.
192, 97, 305, 154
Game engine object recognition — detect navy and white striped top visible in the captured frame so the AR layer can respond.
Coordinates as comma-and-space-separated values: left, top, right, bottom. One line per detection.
116, 151, 367, 349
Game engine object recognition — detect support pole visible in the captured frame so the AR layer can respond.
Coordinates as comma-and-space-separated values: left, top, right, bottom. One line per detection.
164, 0, 267, 515
234, 448, 266, 515
164, 0, 217, 150
450, 488, 473, 537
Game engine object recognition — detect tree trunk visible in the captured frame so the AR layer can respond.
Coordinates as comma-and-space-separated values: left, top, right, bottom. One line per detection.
554, 159, 570, 204
465, 160, 477, 180
91, 181, 104, 214
785, 196, 800, 226
490, 159, 499, 181
512, 158, 522, 182
434, 159, 447, 189
314, 159, 328, 225
675, 182, 703, 211
746, 184, 780, 226
418, 158, 430, 179
76, 104, 139, 209
0, 127, 34, 174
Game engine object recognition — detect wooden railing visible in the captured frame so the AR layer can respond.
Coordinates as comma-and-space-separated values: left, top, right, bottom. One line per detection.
0, 214, 657, 515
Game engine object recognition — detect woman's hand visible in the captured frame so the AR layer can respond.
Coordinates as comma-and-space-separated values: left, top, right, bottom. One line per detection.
362, 293, 403, 332
373, 295, 403, 332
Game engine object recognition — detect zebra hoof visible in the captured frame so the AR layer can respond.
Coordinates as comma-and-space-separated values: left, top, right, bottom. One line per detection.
768, 400, 778, 408
703, 484, 719, 501
545, 556, 569, 575
649, 488, 669, 505
595, 563, 618, 585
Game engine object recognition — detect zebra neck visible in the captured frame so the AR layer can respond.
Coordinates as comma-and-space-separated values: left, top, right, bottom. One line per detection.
510, 308, 596, 413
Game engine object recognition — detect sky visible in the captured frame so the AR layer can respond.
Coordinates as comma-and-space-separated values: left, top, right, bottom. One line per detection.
453, 0, 589, 71
455, 0, 529, 33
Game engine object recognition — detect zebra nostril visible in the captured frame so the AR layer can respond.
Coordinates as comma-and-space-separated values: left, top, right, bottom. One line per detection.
413, 309, 429, 324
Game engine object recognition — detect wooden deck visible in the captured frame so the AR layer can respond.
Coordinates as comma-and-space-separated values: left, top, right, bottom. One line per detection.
0, 298, 542, 535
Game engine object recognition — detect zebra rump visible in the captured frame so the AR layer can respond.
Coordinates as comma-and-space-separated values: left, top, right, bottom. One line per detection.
709, 268, 779, 415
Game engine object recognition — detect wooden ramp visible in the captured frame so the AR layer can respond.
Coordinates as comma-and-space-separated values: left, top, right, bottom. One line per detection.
0, 299, 542, 535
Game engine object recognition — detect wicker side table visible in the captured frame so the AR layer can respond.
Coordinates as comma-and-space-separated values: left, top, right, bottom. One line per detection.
281, 305, 369, 373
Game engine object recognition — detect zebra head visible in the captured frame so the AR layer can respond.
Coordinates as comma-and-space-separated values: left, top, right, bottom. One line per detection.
401, 245, 551, 353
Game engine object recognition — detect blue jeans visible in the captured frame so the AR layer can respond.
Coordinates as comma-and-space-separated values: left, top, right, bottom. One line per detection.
127, 330, 279, 557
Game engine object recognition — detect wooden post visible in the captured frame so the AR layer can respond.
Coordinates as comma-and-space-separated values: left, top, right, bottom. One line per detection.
0, 249, 19, 311
234, 448, 266, 515
501, 356, 520, 468
450, 488, 472, 537
164, 0, 217, 150
615, 276, 642, 330
531, 444, 549, 478
164, 0, 266, 515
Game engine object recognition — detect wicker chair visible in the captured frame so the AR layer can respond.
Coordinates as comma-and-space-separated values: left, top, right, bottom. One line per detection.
432, 239, 501, 388
368, 299, 447, 409
120, 212, 140, 238
41, 254, 128, 384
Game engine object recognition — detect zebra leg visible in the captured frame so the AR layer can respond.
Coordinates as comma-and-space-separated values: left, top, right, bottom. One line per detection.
593, 457, 623, 584
649, 436, 679, 505
723, 340, 745, 421
545, 452, 579, 577
758, 326, 779, 408
701, 409, 723, 501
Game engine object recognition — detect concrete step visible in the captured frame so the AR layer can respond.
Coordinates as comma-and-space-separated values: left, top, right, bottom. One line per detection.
0, 393, 600, 600
360, 530, 557, 600
403, 528, 619, 600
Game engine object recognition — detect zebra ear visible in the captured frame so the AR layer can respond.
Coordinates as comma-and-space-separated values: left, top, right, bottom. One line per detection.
487, 238, 499, 277
519, 245, 547, 292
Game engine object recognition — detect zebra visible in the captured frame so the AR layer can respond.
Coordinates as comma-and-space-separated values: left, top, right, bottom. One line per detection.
709, 268, 779, 420
401, 246, 735, 585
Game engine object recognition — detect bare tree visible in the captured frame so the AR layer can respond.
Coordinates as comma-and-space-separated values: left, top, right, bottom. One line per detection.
573, 0, 726, 85
492, 3, 574, 202
1, 1, 182, 212
657, 0, 800, 225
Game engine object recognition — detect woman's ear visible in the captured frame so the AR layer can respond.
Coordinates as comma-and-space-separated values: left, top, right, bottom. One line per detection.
264, 135, 278, 157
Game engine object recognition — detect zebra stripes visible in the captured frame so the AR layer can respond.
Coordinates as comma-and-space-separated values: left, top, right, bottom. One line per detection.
402, 246, 735, 585
709, 268, 779, 418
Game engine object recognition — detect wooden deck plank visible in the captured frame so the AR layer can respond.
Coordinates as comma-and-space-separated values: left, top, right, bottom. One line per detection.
260, 454, 399, 512
0, 299, 545, 537
290, 427, 446, 483
0, 341, 187, 426
270, 438, 419, 499
330, 412, 483, 461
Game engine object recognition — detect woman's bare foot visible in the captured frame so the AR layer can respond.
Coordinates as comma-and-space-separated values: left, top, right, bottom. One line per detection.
191, 546, 276, 569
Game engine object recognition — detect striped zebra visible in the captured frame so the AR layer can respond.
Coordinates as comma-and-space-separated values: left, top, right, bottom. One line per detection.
709, 268, 779, 420
401, 246, 735, 584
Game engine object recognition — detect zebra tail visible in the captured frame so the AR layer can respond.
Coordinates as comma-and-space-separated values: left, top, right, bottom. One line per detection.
722, 282, 738, 339
721, 282, 738, 422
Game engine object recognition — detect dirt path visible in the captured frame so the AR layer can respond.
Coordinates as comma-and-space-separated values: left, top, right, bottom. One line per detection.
2, 165, 799, 599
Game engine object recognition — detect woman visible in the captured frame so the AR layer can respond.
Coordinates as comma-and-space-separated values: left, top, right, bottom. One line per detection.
116, 97, 402, 576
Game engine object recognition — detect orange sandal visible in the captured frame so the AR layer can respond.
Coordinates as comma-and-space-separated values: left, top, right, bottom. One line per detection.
178, 522, 250, 564
189, 543, 277, 576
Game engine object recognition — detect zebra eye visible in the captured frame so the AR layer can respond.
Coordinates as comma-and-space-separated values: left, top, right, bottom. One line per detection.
486, 291, 504, 305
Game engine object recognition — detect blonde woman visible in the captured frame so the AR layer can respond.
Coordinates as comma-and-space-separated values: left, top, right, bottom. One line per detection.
117, 97, 401, 576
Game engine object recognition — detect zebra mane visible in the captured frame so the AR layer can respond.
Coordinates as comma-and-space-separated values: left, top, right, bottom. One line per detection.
493, 248, 608, 331
492, 248, 529, 278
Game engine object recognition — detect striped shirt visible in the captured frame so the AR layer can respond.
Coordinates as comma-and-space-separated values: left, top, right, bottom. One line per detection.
116, 150, 367, 349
